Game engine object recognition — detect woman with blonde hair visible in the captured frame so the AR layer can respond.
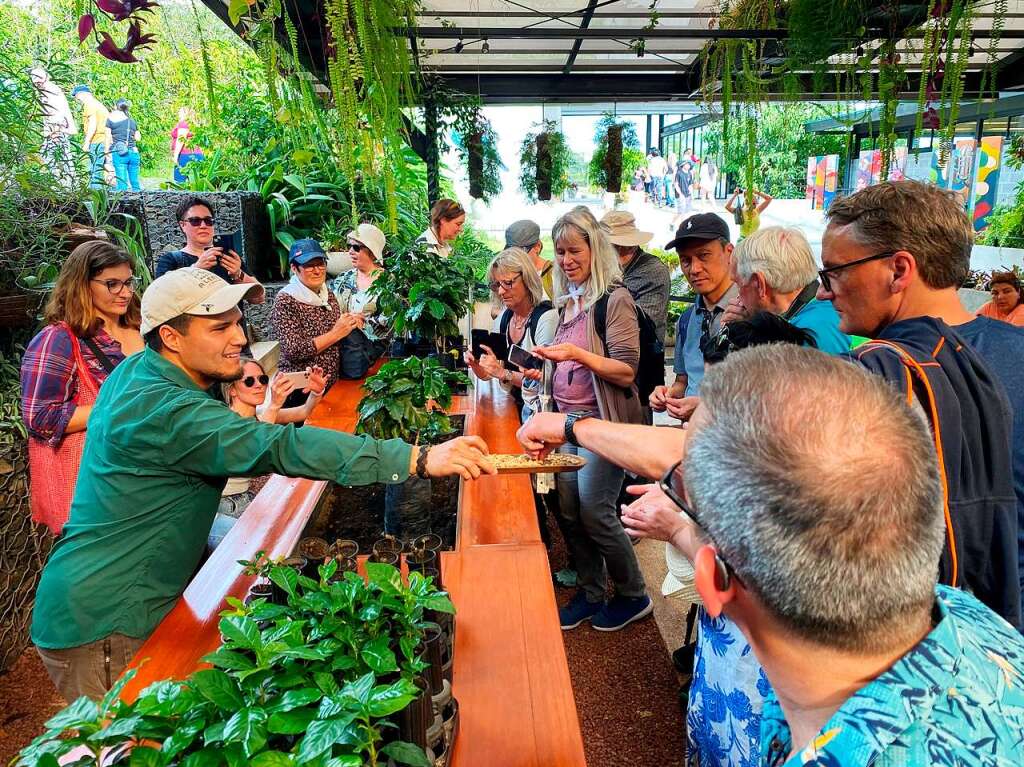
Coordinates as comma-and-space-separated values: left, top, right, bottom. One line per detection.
21, 240, 144, 534
209, 357, 326, 549
532, 206, 651, 632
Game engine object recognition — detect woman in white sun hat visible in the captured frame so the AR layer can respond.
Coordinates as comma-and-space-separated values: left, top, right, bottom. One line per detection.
332, 223, 389, 378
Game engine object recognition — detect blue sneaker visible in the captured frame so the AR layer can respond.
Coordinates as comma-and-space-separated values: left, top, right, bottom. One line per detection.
591, 594, 653, 632
559, 590, 603, 630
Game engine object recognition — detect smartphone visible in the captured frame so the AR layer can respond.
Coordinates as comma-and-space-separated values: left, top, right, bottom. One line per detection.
471, 330, 508, 361
508, 344, 543, 371
211, 232, 238, 255
280, 370, 310, 389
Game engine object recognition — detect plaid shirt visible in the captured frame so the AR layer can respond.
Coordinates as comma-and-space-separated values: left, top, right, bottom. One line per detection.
20, 324, 126, 447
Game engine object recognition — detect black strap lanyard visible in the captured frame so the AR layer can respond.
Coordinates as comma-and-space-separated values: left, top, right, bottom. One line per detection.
81, 336, 118, 374
781, 280, 820, 321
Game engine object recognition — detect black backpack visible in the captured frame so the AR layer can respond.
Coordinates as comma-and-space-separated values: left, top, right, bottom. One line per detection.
594, 292, 665, 407
499, 300, 554, 346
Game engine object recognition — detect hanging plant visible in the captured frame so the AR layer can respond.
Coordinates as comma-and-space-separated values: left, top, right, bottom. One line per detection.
698, 0, 1005, 179
77, 0, 159, 63
588, 113, 644, 194
450, 110, 504, 203
519, 120, 570, 203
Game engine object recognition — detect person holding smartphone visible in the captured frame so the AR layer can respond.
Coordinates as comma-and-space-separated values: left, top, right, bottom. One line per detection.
531, 207, 651, 633
209, 358, 328, 549
155, 195, 265, 304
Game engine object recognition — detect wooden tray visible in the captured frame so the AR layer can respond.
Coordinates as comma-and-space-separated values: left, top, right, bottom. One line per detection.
488, 453, 586, 474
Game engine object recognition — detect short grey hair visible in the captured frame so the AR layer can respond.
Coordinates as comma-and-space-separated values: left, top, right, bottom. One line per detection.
732, 226, 818, 294
684, 345, 944, 652
551, 207, 622, 311
487, 247, 545, 311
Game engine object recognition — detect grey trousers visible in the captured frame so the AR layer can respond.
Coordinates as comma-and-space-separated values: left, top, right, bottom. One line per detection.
36, 633, 145, 702
556, 444, 646, 602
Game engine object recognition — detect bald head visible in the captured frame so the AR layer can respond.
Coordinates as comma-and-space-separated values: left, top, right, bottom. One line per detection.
685, 345, 944, 652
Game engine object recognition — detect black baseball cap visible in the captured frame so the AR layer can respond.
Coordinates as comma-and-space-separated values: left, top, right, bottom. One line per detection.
665, 213, 731, 250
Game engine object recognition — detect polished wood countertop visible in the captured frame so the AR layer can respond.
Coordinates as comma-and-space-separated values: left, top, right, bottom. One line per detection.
118, 371, 586, 766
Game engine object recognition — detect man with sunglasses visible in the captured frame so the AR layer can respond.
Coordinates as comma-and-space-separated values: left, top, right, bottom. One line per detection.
32, 268, 496, 702
817, 180, 1019, 631
155, 195, 265, 305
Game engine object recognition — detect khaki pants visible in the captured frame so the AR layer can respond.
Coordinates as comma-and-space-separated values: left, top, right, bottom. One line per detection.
36, 633, 145, 702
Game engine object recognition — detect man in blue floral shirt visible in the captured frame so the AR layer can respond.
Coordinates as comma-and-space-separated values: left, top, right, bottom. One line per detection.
615, 345, 1024, 767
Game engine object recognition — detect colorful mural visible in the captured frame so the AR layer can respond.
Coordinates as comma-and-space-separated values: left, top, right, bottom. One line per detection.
972, 136, 1004, 232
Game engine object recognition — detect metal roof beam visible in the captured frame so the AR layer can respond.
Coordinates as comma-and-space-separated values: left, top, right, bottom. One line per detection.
563, 0, 600, 75
406, 26, 1024, 40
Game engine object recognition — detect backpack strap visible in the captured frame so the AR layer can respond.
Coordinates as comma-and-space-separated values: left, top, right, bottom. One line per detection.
856, 338, 957, 586
593, 292, 611, 352
498, 307, 513, 336
527, 300, 553, 345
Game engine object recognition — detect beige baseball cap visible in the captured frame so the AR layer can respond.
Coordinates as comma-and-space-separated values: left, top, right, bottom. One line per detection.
141, 268, 261, 335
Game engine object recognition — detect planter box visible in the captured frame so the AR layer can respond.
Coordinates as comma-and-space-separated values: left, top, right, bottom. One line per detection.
0, 293, 41, 329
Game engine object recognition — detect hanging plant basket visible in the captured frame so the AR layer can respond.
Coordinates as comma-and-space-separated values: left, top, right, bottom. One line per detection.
536, 132, 553, 202
467, 131, 484, 200
603, 124, 623, 194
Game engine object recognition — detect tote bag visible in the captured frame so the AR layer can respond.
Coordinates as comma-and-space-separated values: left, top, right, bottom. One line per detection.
28, 324, 100, 535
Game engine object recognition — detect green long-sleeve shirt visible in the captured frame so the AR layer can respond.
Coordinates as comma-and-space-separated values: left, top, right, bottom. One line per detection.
32, 348, 412, 649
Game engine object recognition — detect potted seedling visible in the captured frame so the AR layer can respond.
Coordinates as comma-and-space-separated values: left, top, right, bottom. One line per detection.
369, 240, 475, 360
357, 357, 469, 541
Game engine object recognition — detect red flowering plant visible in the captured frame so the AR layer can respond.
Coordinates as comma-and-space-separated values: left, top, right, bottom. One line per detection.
78, 0, 159, 63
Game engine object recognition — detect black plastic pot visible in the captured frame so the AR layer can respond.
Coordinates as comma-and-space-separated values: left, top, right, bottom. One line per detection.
372, 537, 404, 558
407, 549, 437, 575
296, 536, 329, 561
270, 557, 307, 604
330, 538, 359, 558
249, 581, 274, 602
398, 676, 432, 750
368, 550, 400, 566
422, 622, 445, 699
327, 555, 358, 581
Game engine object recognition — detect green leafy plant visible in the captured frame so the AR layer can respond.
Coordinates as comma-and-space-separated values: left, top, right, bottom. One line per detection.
450, 110, 504, 202
369, 243, 475, 346
356, 357, 469, 443
17, 558, 450, 767
588, 113, 645, 194
519, 120, 571, 203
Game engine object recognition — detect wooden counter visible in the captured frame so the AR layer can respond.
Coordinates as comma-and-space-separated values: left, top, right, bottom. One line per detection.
118, 373, 586, 766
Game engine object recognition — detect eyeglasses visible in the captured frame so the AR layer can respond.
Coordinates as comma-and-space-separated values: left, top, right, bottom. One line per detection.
488, 273, 522, 292
347, 241, 367, 252
658, 459, 742, 590
182, 216, 215, 227
297, 259, 327, 270
91, 277, 138, 295
241, 374, 269, 387
817, 251, 895, 293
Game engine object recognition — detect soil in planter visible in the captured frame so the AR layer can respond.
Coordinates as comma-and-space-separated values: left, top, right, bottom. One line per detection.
301, 416, 464, 552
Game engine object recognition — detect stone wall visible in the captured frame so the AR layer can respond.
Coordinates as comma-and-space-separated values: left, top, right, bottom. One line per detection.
246, 281, 285, 342
120, 191, 277, 281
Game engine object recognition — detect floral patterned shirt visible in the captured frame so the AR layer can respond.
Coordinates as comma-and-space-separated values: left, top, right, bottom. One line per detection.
270, 291, 342, 387
759, 586, 1024, 767
688, 608, 770, 767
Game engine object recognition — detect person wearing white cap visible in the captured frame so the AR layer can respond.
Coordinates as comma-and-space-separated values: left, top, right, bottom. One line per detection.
30, 268, 496, 702
332, 223, 389, 378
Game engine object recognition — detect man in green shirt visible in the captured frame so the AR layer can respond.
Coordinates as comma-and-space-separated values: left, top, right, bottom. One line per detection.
32, 268, 494, 702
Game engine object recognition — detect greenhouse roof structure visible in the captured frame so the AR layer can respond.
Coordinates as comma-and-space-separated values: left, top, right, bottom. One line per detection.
200, 0, 1024, 103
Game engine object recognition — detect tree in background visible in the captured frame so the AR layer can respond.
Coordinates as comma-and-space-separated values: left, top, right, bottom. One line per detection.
588, 113, 645, 193
703, 103, 848, 198
1, 0, 263, 179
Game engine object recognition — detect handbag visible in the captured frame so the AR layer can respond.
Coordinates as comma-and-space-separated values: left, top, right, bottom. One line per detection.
27, 324, 101, 535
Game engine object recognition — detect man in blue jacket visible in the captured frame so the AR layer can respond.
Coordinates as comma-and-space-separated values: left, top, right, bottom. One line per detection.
818, 179, 1020, 629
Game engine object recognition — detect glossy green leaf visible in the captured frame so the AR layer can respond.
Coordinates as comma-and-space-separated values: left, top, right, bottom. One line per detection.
191, 669, 244, 710
267, 707, 318, 734
266, 687, 322, 713
219, 615, 261, 650
295, 717, 359, 763
381, 741, 432, 767
361, 636, 398, 674
223, 707, 268, 757
250, 752, 294, 767
128, 746, 163, 767
366, 680, 416, 718
44, 696, 99, 730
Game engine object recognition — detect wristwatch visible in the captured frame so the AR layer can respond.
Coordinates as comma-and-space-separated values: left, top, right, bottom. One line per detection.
563, 411, 594, 447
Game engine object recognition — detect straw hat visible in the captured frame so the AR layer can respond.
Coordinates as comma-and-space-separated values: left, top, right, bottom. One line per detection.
600, 210, 654, 248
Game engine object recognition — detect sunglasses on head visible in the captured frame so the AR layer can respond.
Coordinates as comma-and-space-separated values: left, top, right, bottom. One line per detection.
183, 216, 215, 227
659, 459, 742, 590
241, 374, 269, 387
